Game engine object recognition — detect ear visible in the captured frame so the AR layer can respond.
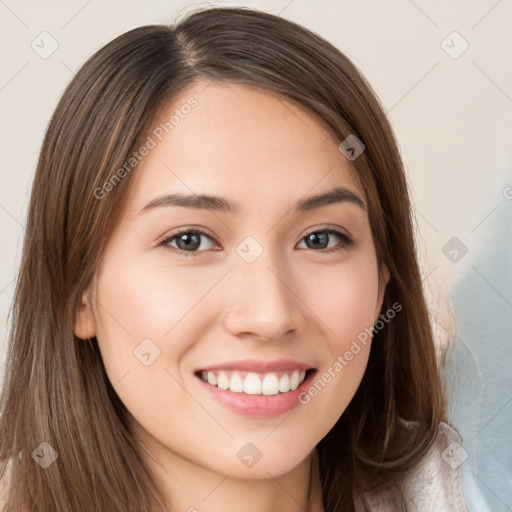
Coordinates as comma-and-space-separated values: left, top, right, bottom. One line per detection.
74, 291, 97, 340
374, 264, 390, 321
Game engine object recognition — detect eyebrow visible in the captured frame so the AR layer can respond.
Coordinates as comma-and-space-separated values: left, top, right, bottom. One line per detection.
138, 186, 366, 215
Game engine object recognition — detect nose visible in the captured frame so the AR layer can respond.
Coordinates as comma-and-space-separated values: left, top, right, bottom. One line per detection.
221, 252, 307, 342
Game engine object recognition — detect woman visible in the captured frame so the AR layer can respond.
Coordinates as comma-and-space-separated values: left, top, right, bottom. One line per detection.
0, 6, 468, 511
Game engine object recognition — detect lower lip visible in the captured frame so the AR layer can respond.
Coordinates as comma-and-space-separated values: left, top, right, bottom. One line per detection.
195, 370, 316, 417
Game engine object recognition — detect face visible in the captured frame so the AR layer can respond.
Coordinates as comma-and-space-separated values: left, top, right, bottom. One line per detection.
75, 81, 388, 480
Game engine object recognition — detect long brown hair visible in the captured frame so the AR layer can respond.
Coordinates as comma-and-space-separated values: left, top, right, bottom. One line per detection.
0, 6, 446, 511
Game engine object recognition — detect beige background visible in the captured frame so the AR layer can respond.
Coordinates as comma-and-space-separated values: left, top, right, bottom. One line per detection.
1, 1, 511, 510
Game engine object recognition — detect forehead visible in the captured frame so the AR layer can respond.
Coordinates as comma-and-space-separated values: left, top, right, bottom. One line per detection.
124, 81, 365, 214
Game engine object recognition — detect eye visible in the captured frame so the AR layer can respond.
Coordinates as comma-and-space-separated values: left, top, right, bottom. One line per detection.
297, 228, 354, 252
158, 229, 219, 257
158, 226, 354, 257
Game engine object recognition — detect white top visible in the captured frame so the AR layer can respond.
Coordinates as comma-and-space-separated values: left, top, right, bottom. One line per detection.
358, 421, 468, 511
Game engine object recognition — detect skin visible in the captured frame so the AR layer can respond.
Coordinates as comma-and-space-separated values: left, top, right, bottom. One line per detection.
75, 81, 389, 512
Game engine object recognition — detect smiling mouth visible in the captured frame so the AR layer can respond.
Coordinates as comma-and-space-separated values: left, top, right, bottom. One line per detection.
194, 368, 316, 396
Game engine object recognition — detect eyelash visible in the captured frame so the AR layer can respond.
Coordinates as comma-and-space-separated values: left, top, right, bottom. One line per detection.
157, 227, 355, 258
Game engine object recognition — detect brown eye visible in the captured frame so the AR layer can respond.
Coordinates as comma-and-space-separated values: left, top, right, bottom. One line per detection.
298, 229, 354, 252
159, 229, 218, 257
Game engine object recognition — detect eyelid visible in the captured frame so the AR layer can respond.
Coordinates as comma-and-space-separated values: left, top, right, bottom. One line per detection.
157, 224, 355, 256
302, 223, 353, 239
156, 226, 219, 247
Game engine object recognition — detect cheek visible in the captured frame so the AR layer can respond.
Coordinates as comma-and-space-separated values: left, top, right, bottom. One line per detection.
91, 257, 225, 407
305, 255, 380, 351
296, 258, 378, 413
91, 258, 222, 435
94, 257, 223, 350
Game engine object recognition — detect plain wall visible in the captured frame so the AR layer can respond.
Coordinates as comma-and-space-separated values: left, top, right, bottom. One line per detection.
0, 1, 510, 510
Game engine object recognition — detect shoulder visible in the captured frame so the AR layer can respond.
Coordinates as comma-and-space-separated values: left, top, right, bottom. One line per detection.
359, 422, 469, 511
400, 421, 469, 511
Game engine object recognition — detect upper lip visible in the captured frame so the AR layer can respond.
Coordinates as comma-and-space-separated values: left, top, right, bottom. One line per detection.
197, 358, 315, 373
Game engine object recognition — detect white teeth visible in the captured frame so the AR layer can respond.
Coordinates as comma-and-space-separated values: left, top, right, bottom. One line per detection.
243, 373, 262, 395
261, 374, 279, 395
217, 373, 229, 391
290, 370, 300, 391
278, 374, 290, 392
200, 369, 308, 396
229, 373, 244, 393
207, 372, 217, 386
